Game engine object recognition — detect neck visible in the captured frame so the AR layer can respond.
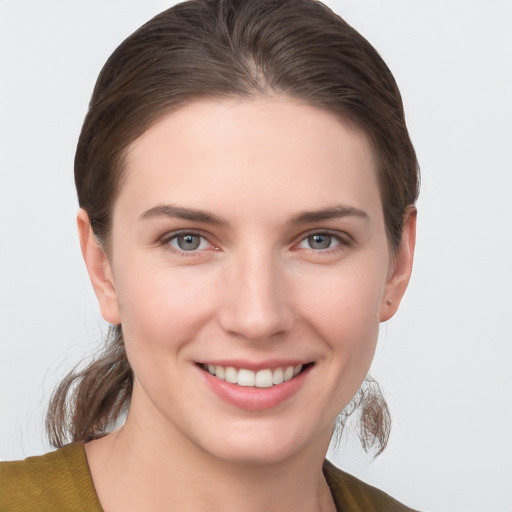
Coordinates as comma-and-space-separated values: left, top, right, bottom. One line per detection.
85, 401, 336, 512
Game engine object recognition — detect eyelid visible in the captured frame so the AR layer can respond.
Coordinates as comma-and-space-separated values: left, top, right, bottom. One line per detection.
158, 228, 352, 255
160, 229, 217, 254
293, 229, 353, 251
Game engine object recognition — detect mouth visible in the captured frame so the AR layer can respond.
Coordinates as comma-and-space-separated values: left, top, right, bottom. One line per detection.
199, 363, 313, 388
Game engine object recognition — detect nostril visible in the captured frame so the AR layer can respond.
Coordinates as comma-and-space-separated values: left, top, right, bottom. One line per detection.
218, 302, 295, 341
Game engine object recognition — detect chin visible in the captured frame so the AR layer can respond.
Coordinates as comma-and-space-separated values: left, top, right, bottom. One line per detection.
189, 418, 333, 467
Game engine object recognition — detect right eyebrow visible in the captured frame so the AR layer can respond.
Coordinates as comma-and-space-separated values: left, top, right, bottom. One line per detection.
139, 204, 228, 226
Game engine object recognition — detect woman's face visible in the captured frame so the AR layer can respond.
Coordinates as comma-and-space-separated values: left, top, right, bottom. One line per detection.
83, 97, 414, 464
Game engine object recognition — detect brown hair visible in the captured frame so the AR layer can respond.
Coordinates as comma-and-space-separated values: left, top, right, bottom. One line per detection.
46, 0, 419, 457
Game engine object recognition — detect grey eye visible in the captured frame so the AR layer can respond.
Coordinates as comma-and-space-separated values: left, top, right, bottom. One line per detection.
307, 234, 332, 250
176, 234, 201, 251
166, 232, 212, 253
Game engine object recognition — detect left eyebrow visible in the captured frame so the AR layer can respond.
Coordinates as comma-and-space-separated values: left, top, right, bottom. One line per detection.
288, 205, 369, 225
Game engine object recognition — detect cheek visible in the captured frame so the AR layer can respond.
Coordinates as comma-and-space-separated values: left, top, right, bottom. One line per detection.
287, 263, 386, 419
296, 262, 385, 362
114, 261, 218, 358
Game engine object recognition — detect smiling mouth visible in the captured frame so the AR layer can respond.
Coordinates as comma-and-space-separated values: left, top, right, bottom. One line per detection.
199, 363, 312, 388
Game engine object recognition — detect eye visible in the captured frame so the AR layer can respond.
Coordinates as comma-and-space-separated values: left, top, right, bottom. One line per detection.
166, 232, 211, 252
297, 233, 342, 251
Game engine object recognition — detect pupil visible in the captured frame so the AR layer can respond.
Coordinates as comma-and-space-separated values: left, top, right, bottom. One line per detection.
309, 234, 331, 250
178, 235, 200, 250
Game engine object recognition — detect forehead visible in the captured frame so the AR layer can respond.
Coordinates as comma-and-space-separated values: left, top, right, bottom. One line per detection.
117, 96, 382, 223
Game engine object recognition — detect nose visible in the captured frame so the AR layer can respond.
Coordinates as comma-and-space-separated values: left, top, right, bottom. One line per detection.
218, 250, 295, 341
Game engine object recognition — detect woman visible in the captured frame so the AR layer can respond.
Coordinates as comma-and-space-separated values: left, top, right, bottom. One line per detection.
0, 0, 419, 510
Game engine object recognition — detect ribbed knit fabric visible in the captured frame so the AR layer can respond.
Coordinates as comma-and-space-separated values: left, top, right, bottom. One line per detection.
0, 444, 418, 511
323, 460, 418, 511
0, 443, 102, 512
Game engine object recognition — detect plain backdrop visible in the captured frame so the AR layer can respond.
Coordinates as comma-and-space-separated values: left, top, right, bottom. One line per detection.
1, 1, 511, 511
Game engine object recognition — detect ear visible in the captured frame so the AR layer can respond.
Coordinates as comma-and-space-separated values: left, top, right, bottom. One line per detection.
77, 209, 121, 324
379, 206, 417, 322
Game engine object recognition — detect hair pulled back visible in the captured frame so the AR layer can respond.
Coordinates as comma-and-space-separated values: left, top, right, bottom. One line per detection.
47, 0, 419, 456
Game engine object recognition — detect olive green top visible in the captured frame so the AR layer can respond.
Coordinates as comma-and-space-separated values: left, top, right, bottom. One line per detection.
0, 443, 418, 511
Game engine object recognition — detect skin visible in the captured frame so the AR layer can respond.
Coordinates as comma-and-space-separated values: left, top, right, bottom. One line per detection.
79, 96, 416, 512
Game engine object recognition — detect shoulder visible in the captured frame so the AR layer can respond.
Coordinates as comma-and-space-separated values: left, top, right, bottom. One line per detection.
0, 443, 103, 512
323, 459, 419, 512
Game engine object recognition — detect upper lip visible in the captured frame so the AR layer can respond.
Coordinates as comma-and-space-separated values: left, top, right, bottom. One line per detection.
196, 359, 313, 371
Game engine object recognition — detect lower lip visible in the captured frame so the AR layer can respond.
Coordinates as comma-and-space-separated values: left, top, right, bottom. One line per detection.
199, 365, 312, 411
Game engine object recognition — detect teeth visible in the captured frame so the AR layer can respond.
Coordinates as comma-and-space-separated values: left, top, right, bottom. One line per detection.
272, 367, 284, 385
255, 369, 273, 388
216, 366, 225, 380
204, 364, 304, 387
283, 366, 294, 381
225, 366, 237, 384
238, 369, 255, 387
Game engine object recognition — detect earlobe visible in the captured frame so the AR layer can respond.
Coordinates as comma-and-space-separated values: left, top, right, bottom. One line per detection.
77, 209, 121, 325
379, 206, 417, 322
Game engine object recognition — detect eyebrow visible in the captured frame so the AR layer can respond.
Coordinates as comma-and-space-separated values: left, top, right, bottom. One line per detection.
139, 204, 227, 225
139, 203, 369, 226
289, 205, 369, 224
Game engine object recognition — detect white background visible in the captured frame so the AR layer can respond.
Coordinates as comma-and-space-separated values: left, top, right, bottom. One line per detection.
1, 1, 511, 511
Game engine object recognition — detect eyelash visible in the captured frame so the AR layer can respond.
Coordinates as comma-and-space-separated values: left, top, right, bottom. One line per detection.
160, 231, 215, 257
295, 230, 351, 255
159, 230, 351, 257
